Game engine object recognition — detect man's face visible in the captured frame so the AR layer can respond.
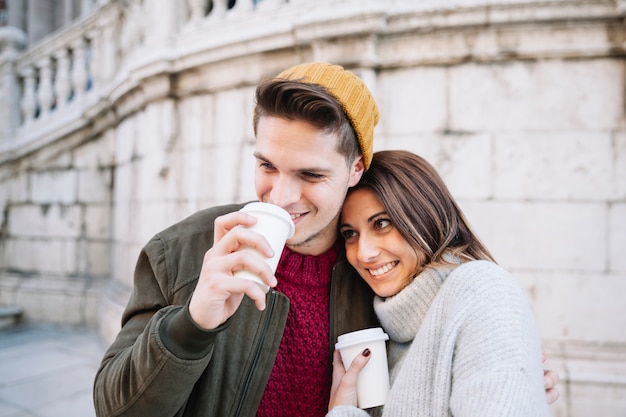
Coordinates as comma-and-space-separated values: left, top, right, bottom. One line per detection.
254, 116, 364, 256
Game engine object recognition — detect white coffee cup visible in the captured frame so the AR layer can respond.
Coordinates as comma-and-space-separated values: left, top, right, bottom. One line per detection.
335, 327, 390, 409
234, 202, 295, 292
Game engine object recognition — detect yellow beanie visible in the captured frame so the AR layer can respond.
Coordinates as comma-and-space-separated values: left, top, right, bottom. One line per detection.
276, 62, 379, 170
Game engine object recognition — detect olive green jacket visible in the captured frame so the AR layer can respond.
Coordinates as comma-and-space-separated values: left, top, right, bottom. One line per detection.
93, 203, 378, 417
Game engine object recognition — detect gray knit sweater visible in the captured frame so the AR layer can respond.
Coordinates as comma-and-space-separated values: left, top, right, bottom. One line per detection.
328, 260, 551, 417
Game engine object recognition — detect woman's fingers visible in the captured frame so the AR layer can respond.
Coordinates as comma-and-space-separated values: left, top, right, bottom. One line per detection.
328, 348, 371, 411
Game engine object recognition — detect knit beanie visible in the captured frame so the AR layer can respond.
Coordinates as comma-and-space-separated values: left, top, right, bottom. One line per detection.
275, 62, 379, 170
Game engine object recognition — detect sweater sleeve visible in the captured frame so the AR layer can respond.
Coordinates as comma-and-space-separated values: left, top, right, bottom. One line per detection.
327, 405, 373, 417
93, 235, 223, 417
446, 261, 551, 417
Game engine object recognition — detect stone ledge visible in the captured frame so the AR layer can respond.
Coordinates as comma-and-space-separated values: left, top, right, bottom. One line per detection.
0, 305, 24, 329
0, 274, 108, 326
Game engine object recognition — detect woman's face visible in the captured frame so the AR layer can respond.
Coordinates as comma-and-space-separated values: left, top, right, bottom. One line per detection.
340, 188, 425, 297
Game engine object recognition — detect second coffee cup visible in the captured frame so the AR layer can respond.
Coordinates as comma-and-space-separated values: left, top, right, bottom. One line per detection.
335, 327, 390, 409
234, 202, 295, 292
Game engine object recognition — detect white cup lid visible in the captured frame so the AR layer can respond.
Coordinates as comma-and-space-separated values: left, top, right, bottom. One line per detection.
240, 202, 295, 238
335, 327, 389, 350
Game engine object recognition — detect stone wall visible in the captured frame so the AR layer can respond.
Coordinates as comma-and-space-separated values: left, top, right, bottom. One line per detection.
0, 126, 114, 324
0, 1, 625, 415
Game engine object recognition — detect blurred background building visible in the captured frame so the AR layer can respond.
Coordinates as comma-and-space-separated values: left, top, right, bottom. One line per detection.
0, 0, 624, 415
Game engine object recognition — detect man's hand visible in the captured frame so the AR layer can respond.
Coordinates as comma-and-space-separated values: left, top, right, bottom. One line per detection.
328, 349, 370, 411
188, 211, 278, 330
542, 350, 560, 404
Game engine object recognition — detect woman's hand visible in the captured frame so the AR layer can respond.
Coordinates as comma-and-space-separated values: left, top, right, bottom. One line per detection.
328, 349, 371, 411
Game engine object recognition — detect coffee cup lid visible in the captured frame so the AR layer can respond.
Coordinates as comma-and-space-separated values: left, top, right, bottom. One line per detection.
240, 202, 295, 238
335, 327, 389, 350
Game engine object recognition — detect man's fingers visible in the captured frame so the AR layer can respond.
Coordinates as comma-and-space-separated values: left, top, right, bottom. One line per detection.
212, 220, 275, 262
544, 369, 560, 389
546, 387, 560, 404
544, 369, 561, 405
202, 233, 277, 288
214, 211, 257, 241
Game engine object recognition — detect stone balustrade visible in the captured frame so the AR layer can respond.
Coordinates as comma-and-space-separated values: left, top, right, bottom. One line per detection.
0, 0, 293, 157
3, 0, 622, 160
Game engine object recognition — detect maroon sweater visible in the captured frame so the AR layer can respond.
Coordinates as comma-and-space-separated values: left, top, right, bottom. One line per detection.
256, 245, 338, 417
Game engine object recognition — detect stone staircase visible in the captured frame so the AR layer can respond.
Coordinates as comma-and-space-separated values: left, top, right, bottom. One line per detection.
0, 305, 24, 329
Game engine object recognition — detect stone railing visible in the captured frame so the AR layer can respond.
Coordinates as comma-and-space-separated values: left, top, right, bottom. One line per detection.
1, 0, 624, 164
0, 0, 321, 161
0, 1, 116, 158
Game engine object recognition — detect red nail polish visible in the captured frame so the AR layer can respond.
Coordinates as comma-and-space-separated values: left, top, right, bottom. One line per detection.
362, 348, 371, 357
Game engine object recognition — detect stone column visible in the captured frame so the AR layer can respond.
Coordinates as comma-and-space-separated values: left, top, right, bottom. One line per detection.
81, 0, 95, 15
63, 0, 75, 24
0, 26, 28, 140
27, 0, 54, 44
7, 0, 26, 31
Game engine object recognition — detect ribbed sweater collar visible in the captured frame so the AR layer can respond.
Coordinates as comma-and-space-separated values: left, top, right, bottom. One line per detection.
373, 263, 455, 343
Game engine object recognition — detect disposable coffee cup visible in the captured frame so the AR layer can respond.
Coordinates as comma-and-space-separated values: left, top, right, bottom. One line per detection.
335, 327, 390, 409
234, 202, 295, 292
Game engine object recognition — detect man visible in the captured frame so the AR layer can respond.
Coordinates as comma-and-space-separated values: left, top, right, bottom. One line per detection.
94, 62, 558, 417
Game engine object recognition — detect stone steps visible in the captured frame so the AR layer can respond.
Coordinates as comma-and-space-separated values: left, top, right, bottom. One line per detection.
0, 305, 24, 330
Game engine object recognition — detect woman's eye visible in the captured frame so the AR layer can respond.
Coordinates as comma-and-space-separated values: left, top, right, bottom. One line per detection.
374, 219, 391, 229
340, 229, 356, 240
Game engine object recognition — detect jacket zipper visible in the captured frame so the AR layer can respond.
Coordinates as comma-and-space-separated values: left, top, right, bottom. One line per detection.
233, 290, 278, 417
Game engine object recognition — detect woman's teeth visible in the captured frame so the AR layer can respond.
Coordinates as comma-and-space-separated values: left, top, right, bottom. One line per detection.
370, 261, 398, 277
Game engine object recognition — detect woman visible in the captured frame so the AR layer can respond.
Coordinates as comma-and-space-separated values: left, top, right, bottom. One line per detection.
328, 150, 552, 417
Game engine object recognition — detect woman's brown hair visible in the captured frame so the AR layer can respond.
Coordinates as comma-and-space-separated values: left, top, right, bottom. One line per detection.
349, 150, 495, 266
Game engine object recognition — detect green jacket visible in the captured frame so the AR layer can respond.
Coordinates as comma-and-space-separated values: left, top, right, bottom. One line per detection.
94, 203, 378, 417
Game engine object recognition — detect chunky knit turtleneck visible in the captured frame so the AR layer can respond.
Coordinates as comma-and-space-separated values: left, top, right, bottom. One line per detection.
327, 260, 551, 417
373, 264, 451, 383
257, 244, 338, 417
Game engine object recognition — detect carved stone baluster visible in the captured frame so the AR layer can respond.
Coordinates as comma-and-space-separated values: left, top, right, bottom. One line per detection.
87, 30, 100, 93
54, 49, 71, 110
210, 0, 228, 20
20, 66, 37, 125
37, 58, 53, 117
85, 38, 95, 93
71, 38, 88, 101
144, 0, 176, 47
230, 0, 253, 15
256, 0, 283, 11
99, 18, 116, 84
187, 0, 209, 24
